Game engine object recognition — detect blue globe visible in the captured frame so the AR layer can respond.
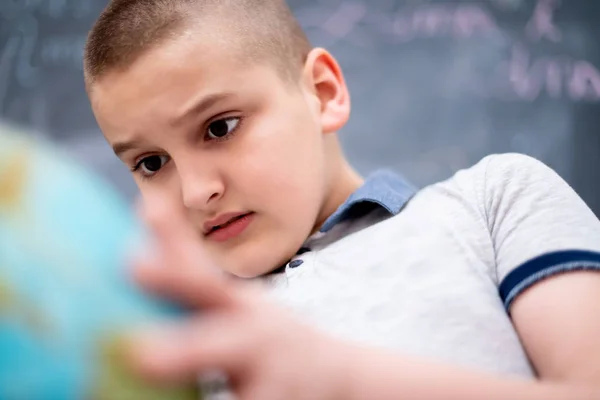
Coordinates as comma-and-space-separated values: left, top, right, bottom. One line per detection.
0, 125, 199, 400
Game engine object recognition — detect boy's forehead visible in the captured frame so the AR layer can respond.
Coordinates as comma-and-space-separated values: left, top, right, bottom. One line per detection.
90, 33, 286, 143
96, 37, 249, 104
92, 28, 287, 106
111, 33, 243, 84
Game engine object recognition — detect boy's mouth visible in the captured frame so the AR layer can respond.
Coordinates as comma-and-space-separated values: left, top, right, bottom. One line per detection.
203, 212, 254, 241
209, 213, 249, 232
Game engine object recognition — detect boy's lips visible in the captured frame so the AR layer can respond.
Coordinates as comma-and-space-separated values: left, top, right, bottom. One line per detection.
203, 211, 254, 241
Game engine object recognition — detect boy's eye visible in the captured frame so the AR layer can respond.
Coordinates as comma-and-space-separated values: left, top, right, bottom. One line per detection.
134, 155, 169, 177
207, 117, 240, 140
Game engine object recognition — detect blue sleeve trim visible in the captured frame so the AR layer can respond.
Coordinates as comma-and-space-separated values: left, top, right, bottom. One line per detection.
499, 250, 600, 311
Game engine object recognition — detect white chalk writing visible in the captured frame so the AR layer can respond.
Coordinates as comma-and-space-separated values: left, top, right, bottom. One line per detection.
9, 14, 41, 88
0, 37, 19, 111
40, 35, 86, 69
0, 0, 94, 19
0, 0, 98, 96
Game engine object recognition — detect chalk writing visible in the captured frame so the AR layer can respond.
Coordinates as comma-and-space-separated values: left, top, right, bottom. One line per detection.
569, 61, 600, 101
0, 37, 19, 111
0, 0, 95, 19
10, 14, 41, 88
391, 4, 499, 41
322, 2, 367, 39
0, 0, 98, 97
298, 0, 599, 103
298, 2, 503, 45
483, 44, 600, 102
509, 44, 557, 100
298, 0, 575, 46
490, 0, 527, 12
40, 35, 86, 69
525, 0, 561, 42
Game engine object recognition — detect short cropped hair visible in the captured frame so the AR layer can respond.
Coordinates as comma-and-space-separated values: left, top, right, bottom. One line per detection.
84, 0, 312, 86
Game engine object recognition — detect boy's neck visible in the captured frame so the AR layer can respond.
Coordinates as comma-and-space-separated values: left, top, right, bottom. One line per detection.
312, 136, 364, 234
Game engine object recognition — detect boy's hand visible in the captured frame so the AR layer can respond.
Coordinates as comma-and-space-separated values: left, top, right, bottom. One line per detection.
129, 208, 346, 400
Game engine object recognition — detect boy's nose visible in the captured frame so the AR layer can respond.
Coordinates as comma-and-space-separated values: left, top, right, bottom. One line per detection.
178, 167, 224, 211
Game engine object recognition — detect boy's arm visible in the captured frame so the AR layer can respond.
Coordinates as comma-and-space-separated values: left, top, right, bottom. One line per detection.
339, 324, 600, 399
340, 154, 600, 399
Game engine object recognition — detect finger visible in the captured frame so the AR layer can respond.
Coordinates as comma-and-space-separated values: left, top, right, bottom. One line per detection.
131, 257, 236, 310
130, 315, 252, 383
135, 200, 239, 309
137, 196, 213, 272
139, 197, 203, 260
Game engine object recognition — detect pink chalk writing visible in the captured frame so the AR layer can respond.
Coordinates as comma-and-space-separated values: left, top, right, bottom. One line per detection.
508, 44, 549, 100
545, 60, 562, 98
454, 5, 500, 37
525, 0, 562, 42
490, 0, 527, 12
322, 2, 367, 39
488, 44, 600, 102
297, 3, 501, 45
392, 4, 499, 42
295, 0, 600, 103
568, 61, 600, 101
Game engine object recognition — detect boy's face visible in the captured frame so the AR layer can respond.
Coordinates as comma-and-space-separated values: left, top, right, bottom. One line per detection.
90, 33, 351, 277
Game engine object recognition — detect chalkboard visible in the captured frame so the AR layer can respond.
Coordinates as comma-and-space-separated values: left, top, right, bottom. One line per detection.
1, 0, 599, 214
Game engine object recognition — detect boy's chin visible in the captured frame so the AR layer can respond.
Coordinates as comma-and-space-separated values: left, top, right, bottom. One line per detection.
221, 251, 291, 279
212, 229, 308, 278
225, 262, 280, 279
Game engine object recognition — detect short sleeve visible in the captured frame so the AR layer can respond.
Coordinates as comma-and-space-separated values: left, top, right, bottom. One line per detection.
478, 153, 600, 311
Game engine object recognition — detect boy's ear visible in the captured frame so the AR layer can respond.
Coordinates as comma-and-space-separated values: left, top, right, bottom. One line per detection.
302, 48, 351, 134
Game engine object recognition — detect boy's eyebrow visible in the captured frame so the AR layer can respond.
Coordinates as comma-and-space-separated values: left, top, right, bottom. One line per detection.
112, 139, 144, 158
170, 92, 237, 126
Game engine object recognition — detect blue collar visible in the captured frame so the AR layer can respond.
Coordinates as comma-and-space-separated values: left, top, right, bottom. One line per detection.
320, 169, 417, 233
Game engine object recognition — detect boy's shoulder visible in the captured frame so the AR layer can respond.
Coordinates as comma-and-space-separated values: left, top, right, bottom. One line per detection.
435, 152, 577, 208
475, 152, 561, 185
452, 152, 559, 188
414, 153, 600, 310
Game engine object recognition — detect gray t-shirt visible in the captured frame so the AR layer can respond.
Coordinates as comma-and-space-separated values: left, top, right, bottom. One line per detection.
265, 153, 600, 378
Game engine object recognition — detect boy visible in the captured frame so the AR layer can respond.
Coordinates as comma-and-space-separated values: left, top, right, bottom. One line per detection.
84, 0, 600, 398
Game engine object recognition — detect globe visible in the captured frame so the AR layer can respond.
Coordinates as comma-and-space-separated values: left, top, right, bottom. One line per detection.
0, 124, 200, 400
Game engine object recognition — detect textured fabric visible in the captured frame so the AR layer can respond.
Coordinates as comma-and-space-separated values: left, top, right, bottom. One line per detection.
265, 153, 600, 378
